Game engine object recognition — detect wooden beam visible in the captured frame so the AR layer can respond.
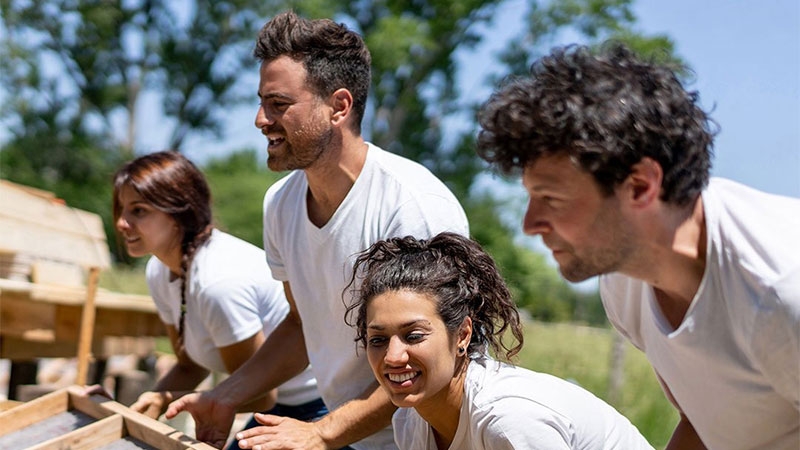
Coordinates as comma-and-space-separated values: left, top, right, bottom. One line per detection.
0, 388, 68, 435
27, 414, 123, 450
76, 267, 100, 385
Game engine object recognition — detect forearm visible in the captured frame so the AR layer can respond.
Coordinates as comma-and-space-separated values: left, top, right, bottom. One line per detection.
314, 381, 396, 449
665, 414, 707, 450
237, 390, 278, 413
210, 317, 309, 409
154, 363, 210, 393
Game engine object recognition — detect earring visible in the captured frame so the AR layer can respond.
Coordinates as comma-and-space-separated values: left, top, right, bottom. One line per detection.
457, 347, 466, 356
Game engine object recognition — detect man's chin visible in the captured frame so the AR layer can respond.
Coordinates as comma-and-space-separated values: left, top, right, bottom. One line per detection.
558, 265, 598, 283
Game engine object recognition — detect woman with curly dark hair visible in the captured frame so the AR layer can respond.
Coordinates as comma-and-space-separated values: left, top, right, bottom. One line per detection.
346, 232, 652, 450
476, 43, 800, 450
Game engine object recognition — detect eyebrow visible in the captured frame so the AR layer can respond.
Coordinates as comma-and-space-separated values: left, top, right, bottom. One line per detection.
368, 319, 432, 331
257, 91, 294, 102
125, 200, 149, 208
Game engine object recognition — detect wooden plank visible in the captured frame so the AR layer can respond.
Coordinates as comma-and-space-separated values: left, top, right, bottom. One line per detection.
0, 294, 57, 339
0, 215, 111, 270
27, 414, 124, 450
68, 389, 118, 420
77, 267, 101, 385
32, 259, 86, 286
0, 400, 22, 412
96, 436, 160, 449
77, 388, 217, 450
122, 415, 201, 450
1, 336, 90, 359
0, 388, 69, 435
0, 180, 110, 270
0, 278, 158, 312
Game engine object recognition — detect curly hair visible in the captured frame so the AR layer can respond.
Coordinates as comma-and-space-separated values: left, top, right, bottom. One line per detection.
476, 43, 716, 206
254, 11, 371, 133
112, 151, 213, 340
345, 232, 523, 361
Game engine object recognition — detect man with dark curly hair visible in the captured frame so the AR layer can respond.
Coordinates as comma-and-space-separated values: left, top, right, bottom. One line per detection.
476, 43, 800, 450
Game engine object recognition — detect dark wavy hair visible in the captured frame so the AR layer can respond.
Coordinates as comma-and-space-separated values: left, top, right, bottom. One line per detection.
476, 43, 716, 206
345, 232, 523, 361
254, 10, 371, 134
112, 150, 213, 339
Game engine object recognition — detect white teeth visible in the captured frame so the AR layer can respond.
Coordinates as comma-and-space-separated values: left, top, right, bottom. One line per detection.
388, 372, 417, 383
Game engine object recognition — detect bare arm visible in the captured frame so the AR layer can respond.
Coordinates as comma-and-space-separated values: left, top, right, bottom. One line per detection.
235, 380, 396, 450
130, 324, 210, 418
217, 329, 277, 413
166, 282, 310, 448
159, 324, 213, 390
665, 414, 707, 450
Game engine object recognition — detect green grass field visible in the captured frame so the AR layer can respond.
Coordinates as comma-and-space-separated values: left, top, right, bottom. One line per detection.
100, 265, 677, 448
517, 321, 678, 449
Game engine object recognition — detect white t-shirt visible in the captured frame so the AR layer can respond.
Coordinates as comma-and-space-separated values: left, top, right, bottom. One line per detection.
146, 229, 319, 406
263, 143, 469, 450
393, 358, 653, 450
601, 178, 800, 450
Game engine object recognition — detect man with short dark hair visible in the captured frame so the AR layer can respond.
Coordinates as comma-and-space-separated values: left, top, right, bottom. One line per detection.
168, 11, 468, 450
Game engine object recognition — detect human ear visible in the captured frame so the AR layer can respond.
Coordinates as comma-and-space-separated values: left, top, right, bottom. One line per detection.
623, 157, 663, 208
456, 316, 473, 353
330, 88, 353, 126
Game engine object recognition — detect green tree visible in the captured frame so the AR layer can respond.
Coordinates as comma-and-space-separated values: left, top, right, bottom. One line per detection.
0, 0, 275, 260
1, 0, 681, 320
204, 149, 286, 247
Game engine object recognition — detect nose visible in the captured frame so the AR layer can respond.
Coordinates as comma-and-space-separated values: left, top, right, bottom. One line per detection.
522, 197, 550, 236
116, 214, 131, 233
384, 336, 409, 366
254, 105, 274, 130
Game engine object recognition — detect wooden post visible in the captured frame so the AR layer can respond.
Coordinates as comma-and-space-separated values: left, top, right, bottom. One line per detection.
76, 267, 101, 385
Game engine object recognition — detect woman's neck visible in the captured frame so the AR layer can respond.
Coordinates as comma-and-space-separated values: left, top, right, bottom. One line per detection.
416, 360, 469, 450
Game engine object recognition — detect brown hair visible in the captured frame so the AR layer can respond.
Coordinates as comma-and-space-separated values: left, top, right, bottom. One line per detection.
112, 151, 213, 339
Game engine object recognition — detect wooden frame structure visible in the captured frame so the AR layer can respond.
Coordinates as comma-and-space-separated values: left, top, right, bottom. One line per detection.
0, 179, 165, 399
0, 385, 216, 449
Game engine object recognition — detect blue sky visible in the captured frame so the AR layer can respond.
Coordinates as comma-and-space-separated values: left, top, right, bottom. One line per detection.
633, 0, 799, 198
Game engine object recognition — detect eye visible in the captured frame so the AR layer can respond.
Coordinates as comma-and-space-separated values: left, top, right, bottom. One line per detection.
367, 336, 387, 347
405, 332, 426, 344
261, 99, 290, 114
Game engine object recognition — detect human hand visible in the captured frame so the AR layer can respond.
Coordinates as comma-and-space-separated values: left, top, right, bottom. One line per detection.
234, 414, 327, 450
130, 391, 171, 419
81, 384, 113, 399
165, 391, 236, 449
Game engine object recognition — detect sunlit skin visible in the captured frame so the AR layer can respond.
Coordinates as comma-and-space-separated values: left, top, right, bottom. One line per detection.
115, 184, 183, 274
366, 289, 471, 448
254, 55, 334, 172
522, 153, 636, 282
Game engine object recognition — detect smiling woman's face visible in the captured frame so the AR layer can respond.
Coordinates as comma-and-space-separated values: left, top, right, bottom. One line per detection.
115, 184, 181, 261
365, 289, 466, 410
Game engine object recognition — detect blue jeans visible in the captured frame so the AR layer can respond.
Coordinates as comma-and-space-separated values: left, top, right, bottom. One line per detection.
226, 398, 353, 450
